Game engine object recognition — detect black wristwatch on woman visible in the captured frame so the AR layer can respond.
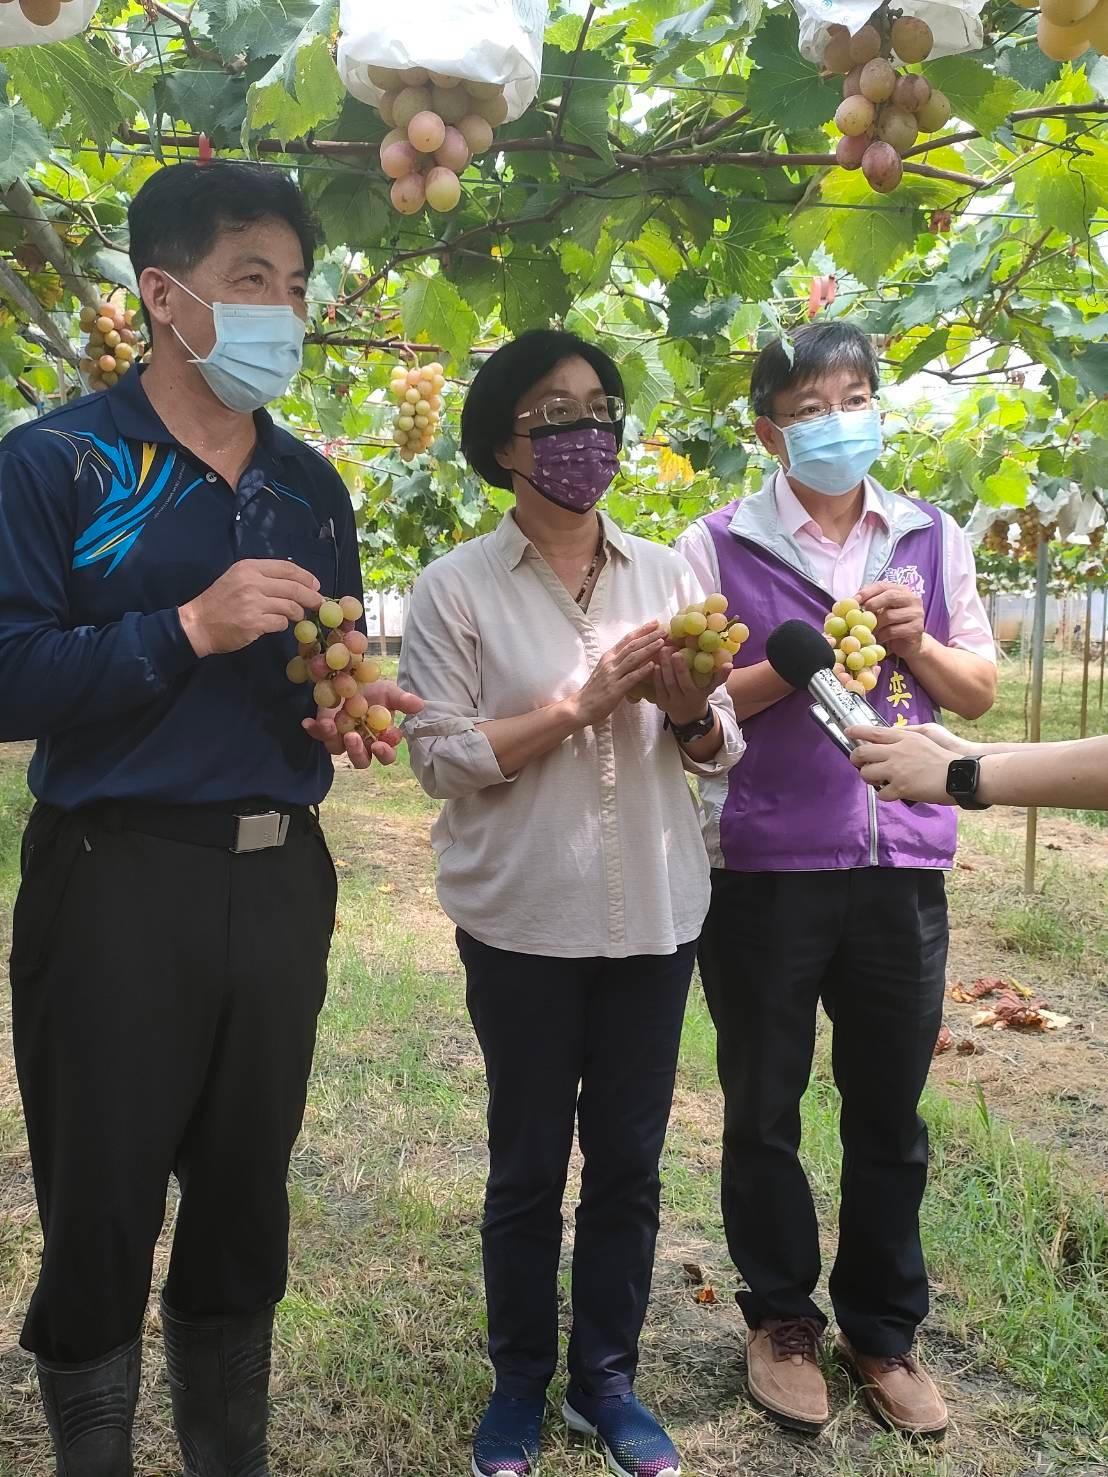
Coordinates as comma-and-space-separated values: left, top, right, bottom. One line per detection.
945, 756, 991, 810
666, 709, 716, 745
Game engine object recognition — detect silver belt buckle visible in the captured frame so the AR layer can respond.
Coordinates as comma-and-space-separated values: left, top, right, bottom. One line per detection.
231, 811, 290, 853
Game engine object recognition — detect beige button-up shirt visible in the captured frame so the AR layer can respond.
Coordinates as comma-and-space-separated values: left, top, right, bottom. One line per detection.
399, 512, 743, 959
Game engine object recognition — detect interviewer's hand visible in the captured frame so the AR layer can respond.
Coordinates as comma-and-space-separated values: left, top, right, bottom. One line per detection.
303, 680, 424, 770
180, 560, 323, 658
844, 724, 959, 804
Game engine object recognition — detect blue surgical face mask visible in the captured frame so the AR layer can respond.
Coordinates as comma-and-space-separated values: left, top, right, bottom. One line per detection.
166, 272, 305, 413
777, 408, 883, 497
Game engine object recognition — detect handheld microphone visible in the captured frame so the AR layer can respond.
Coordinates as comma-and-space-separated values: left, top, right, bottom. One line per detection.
764, 619, 916, 805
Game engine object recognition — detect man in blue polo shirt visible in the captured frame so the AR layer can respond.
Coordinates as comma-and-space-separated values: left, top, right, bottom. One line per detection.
0, 161, 419, 1476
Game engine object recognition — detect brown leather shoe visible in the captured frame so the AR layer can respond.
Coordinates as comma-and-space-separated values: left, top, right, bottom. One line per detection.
835, 1332, 948, 1437
746, 1318, 829, 1433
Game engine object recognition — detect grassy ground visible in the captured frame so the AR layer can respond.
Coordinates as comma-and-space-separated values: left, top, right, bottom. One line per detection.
0, 661, 1107, 1476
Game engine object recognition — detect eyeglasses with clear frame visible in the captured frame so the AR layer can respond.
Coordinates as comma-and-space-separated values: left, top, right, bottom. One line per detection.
773, 393, 879, 424
515, 394, 625, 428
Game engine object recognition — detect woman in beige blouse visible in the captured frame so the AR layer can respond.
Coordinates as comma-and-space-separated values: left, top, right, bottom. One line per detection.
398, 331, 741, 1477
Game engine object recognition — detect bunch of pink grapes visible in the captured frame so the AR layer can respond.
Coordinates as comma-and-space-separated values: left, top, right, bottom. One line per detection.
286, 597, 396, 741
371, 65, 507, 215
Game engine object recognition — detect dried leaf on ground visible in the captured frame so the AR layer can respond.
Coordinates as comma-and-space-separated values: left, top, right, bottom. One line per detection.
956, 1037, 985, 1055
973, 987, 1072, 1032
682, 1262, 704, 1285
694, 1286, 718, 1305
949, 975, 1033, 1003
934, 1025, 954, 1055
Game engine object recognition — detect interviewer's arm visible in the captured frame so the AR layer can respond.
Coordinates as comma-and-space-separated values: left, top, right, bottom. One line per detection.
846, 724, 1108, 810
976, 738, 1108, 809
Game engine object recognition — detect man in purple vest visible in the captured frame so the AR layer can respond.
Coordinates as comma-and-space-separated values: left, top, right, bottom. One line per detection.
678, 323, 996, 1438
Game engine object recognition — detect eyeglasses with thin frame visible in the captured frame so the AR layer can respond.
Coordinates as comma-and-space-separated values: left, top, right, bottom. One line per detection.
515, 394, 625, 428
774, 393, 878, 425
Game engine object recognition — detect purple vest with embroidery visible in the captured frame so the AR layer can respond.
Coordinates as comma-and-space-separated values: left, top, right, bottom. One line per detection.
705, 497, 957, 872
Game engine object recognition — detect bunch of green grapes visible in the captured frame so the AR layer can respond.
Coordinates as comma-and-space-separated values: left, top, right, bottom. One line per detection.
822, 14, 951, 194
388, 360, 446, 461
629, 593, 749, 701
285, 596, 396, 743
78, 298, 145, 392
823, 598, 886, 696
370, 66, 507, 215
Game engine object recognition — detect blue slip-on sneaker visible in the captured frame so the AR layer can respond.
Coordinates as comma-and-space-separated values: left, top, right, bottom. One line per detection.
472, 1391, 545, 1476
562, 1387, 681, 1477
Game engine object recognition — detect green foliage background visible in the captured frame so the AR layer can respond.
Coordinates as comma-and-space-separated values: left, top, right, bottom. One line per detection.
0, 0, 1104, 591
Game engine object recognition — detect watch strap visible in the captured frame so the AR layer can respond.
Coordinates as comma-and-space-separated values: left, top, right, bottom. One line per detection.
666, 709, 715, 744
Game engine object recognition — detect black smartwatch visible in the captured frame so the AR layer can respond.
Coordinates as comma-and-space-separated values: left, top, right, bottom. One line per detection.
945, 756, 991, 810
667, 709, 715, 745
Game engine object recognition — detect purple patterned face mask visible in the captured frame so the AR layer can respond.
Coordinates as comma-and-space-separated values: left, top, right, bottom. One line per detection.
521, 419, 620, 513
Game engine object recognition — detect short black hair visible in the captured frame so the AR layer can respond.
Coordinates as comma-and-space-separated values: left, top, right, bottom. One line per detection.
750, 322, 879, 419
128, 161, 318, 331
461, 329, 626, 490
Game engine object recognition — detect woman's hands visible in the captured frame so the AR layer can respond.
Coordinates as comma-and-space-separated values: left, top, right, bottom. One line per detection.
653, 647, 727, 727
570, 623, 667, 728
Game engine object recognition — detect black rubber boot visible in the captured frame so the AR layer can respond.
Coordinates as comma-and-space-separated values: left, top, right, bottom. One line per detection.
160, 1297, 273, 1477
36, 1335, 141, 1477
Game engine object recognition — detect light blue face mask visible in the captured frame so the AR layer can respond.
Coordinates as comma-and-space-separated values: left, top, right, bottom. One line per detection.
166, 272, 305, 413
778, 408, 883, 496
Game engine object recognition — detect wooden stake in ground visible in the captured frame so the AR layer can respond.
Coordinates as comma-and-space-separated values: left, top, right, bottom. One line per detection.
1080, 585, 1093, 739
1024, 530, 1049, 895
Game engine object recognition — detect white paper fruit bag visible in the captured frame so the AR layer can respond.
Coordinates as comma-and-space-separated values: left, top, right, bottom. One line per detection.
337, 0, 545, 123
0, 0, 97, 46
791, 0, 987, 65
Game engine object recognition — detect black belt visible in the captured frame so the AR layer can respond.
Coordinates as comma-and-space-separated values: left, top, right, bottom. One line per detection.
79, 800, 316, 854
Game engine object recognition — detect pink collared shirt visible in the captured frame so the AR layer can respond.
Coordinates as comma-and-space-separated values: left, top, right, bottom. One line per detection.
773, 472, 995, 659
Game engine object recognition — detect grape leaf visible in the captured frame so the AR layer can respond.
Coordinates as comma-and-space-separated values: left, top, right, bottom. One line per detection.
1015, 146, 1107, 242
0, 102, 51, 191
1041, 304, 1108, 341
995, 40, 1061, 94
544, 46, 620, 164
304, 172, 392, 253
667, 270, 740, 340
500, 257, 572, 335
1047, 342, 1108, 400
158, 68, 250, 141
246, 31, 346, 142
922, 56, 1030, 136
895, 329, 949, 382
746, 12, 840, 130
702, 360, 751, 410
399, 273, 479, 369
618, 339, 673, 425
707, 209, 786, 300
5, 38, 154, 152
205, 0, 317, 63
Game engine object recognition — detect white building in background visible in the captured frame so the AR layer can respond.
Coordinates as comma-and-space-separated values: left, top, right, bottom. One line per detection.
991, 590, 1107, 648
364, 588, 409, 651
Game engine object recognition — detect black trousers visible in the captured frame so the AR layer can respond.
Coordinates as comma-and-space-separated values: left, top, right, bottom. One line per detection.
698, 868, 947, 1357
459, 929, 696, 1401
8, 801, 336, 1363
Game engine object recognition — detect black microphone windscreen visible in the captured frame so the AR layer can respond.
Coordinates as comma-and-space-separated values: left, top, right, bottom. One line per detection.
764, 619, 835, 690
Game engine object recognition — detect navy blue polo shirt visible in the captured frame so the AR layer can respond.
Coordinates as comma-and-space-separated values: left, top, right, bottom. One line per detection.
0, 366, 363, 809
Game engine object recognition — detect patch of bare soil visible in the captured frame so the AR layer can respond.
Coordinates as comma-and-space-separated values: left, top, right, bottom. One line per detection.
937, 811, 1108, 1193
